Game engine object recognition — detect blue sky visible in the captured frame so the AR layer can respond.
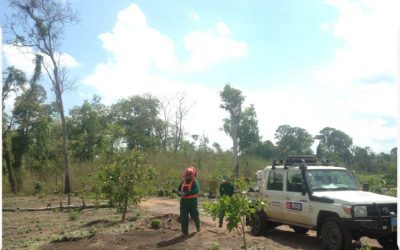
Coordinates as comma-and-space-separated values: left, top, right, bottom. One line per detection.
1, 0, 398, 153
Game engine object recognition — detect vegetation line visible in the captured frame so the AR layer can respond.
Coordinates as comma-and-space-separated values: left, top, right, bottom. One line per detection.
3, 203, 109, 212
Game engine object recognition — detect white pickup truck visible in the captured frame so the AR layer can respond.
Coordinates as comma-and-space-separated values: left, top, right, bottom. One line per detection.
250, 156, 397, 250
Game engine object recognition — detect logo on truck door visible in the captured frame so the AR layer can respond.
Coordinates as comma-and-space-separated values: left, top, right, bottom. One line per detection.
286, 201, 302, 211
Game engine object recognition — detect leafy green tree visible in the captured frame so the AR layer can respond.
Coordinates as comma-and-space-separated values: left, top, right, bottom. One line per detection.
111, 95, 161, 150
220, 84, 244, 178
238, 104, 260, 154
98, 149, 157, 221
25, 103, 55, 173
252, 140, 278, 160
11, 71, 47, 185
316, 127, 353, 164
68, 96, 108, 161
204, 178, 266, 250
274, 125, 314, 157
2, 55, 46, 192
8, 0, 78, 194
220, 85, 260, 177
352, 146, 375, 172
2, 66, 26, 193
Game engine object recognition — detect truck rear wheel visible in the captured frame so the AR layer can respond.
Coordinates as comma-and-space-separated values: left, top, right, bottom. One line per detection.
378, 233, 398, 250
321, 217, 352, 250
250, 211, 267, 236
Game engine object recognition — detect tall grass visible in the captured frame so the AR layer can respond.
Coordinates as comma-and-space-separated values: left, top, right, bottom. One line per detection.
2, 151, 268, 196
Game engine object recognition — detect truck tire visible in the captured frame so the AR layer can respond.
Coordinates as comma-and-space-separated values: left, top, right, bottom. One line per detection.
378, 233, 398, 250
321, 217, 352, 250
292, 226, 309, 234
250, 211, 267, 236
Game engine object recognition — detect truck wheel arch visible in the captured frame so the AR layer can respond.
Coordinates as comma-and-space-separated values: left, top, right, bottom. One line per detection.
316, 211, 340, 237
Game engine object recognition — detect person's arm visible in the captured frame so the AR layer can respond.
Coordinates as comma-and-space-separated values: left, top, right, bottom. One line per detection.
185, 181, 199, 195
177, 181, 184, 195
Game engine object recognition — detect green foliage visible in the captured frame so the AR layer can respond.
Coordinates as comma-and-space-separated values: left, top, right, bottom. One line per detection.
97, 149, 157, 220
150, 219, 161, 229
68, 210, 80, 221
33, 181, 43, 194
275, 125, 314, 157
238, 104, 260, 154
211, 242, 221, 250
204, 178, 267, 250
207, 177, 219, 196
356, 244, 372, 250
111, 95, 161, 150
68, 96, 108, 162
316, 127, 352, 164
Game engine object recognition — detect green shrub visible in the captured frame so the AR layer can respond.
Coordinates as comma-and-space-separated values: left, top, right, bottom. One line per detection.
97, 149, 157, 221
211, 242, 221, 250
150, 219, 161, 229
68, 210, 80, 221
34, 181, 43, 194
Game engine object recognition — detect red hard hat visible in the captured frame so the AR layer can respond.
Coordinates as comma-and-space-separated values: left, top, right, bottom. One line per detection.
183, 166, 197, 178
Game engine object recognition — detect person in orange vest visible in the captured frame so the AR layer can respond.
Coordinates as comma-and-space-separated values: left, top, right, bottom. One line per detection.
177, 166, 201, 236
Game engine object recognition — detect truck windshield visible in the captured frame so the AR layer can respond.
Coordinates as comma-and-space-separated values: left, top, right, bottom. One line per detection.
306, 170, 359, 191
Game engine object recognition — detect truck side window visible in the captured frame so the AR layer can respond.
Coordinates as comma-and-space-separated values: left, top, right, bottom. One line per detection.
287, 172, 303, 192
267, 171, 283, 191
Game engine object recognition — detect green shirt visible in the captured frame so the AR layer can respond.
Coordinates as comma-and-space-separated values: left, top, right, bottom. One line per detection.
220, 182, 234, 196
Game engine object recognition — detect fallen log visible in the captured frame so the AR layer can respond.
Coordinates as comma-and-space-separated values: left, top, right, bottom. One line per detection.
3, 203, 110, 212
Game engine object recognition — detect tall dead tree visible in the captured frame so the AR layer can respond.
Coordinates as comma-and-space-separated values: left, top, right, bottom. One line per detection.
172, 93, 193, 153
7, 0, 78, 194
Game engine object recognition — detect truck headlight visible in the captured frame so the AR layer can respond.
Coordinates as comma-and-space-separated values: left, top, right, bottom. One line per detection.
353, 205, 367, 217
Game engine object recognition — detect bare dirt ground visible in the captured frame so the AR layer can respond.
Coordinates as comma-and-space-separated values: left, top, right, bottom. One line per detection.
2, 196, 383, 250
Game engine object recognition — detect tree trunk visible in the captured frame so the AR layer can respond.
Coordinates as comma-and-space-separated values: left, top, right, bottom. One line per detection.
122, 195, 129, 221
231, 119, 239, 178
60, 98, 71, 194
3, 140, 17, 193
53, 65, 72, 195
240, 216, 247, 250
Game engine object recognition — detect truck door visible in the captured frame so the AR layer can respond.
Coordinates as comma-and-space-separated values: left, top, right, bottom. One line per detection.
265, 170, 285, 220
284, 170, 311, 226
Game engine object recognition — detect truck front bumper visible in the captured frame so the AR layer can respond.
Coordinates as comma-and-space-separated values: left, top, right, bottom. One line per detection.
342, 217, 396, 238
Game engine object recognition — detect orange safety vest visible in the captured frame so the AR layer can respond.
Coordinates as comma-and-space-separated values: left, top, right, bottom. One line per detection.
180, 180, 198, 199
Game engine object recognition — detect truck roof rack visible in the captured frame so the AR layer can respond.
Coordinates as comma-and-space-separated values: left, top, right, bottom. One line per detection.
272, 155, 319, 169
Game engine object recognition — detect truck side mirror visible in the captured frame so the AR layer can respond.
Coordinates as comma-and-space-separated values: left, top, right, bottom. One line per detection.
362, 183, 369, 191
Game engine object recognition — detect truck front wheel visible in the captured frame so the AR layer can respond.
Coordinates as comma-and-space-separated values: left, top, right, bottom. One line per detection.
250, 211, 267, 236
321, 217, 352, 250
378, 233, 398, 250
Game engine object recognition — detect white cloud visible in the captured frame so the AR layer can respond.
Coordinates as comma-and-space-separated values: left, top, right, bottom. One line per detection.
183, 22, 248, 71
98, 4, 180, 74
317, 0, 399, 85
83, 1, 397, 154
3, 44, 36, 77
84, 4, 248, 101
308, 0, 399, 152
3, 44, 79, 78
320, 22, 331, 30
188, 11, 200, 22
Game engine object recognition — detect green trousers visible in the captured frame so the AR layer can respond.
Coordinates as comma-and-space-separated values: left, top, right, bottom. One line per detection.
180, 198, 200, 235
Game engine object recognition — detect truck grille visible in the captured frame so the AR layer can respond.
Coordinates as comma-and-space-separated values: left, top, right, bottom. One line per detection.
367, 204, 397, 217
